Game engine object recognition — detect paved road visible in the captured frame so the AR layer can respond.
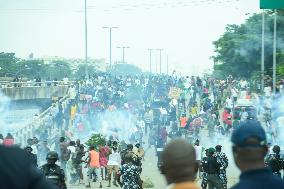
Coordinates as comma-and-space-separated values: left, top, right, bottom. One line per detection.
67, 128, 240, 189
67, 146, 166, 189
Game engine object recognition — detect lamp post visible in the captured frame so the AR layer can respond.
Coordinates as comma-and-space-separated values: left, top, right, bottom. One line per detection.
156, 49, 163, 74
273, 10, 277, 94
103, 26, 118, 69
84, 0, 88, 77
117, 46, 130, 64
166, 55, 169, 75
148, 49, 155, 73
261, 10, 265, 92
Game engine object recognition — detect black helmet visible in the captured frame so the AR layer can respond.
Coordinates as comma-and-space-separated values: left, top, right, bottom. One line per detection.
273, 145, 280, 154
46, 151, 59, 160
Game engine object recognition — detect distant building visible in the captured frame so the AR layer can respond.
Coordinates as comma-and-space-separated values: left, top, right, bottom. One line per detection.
40, 56, 107, 72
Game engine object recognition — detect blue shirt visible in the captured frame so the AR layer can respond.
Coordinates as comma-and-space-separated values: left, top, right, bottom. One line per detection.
231, 168, 284, 189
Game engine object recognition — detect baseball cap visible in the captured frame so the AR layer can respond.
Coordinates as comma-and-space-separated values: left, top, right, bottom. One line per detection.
231, 120, 266, 147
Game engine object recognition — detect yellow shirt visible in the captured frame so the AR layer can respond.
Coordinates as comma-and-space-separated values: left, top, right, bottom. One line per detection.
70, 105, 77, 120
191, 107, 198, 115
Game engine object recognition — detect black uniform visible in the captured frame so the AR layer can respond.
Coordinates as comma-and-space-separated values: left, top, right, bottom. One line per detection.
201, 156, 223, 189
40, 164, 67, 189
265, 153, 284, 177
0, 146, 57, 189
27, 153, 38, 167
216, 152, 228, 189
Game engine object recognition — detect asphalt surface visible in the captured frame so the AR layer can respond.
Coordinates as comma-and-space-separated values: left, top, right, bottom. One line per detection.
67, 128, 240, 189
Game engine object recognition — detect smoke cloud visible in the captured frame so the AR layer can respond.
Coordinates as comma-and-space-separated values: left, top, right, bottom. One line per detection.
0, 91, 11, 134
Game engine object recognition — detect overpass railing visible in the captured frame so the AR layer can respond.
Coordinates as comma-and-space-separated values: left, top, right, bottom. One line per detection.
13, 95, 69, 146
0, 81, 76, 88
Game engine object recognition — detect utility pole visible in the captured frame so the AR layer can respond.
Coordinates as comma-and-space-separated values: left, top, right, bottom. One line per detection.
261, 10, 265, 92
148, 49, 155, 73
84, 0, 88, 77
156, 49, 163, 74
273, 10, 277, 94
103, 26, 118, 69
117, 46, 130, 64
166, 55, 169, 75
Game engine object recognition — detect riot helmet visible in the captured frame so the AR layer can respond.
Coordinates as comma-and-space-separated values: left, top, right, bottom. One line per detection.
46, 151, 59, 161
272, 145, 280, 154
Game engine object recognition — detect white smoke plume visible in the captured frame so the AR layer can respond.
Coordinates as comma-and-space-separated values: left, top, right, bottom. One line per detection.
0, 91, 11, 134
73, 109, 139, 144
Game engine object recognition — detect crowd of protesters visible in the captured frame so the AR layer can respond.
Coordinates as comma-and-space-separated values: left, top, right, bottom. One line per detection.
1, 72, 284, 189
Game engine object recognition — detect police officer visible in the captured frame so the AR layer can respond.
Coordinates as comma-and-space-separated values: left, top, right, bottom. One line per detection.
215, 145, 228, 189
121, 144, 142, 168
200, 148, 223, 189
40, 151, 67, 189
24, 146, 38, 167
265, 145, 284, 178
200, 149, 209, 189
230, 120, 284, 189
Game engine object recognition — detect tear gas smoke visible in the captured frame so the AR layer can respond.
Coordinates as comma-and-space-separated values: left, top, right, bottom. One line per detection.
0, 91, 40, 136
270, 95, 284, 146
0, 91, 10, 134
73, 109, 139, 144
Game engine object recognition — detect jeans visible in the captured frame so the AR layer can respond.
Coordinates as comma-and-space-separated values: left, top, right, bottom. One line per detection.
87, 167, 102, 183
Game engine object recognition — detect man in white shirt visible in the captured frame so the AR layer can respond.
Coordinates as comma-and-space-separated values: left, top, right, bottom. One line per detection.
194, 139, 204, 180
68, 85, 77, 101
67, 141, 77, 184
225, 96, 233, 109
240, 80, 248, 90
107, 144, 121, 187
194, 139, 204, 163
63, 75, 69, 85
231, 87, 238, 103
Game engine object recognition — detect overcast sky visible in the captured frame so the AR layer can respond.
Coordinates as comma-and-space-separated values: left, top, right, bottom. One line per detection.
0, 0, 260, 75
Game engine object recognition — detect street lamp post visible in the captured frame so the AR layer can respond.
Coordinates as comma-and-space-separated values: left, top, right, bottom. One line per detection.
156, 49, 163, 74
148, 49, 155, 73
84, 0, 88, 77
103, 27, 118, 69
166, 55, 169, 75
117, 46, 130, 64
261, 10, 265, 92
273, 10, 277, 94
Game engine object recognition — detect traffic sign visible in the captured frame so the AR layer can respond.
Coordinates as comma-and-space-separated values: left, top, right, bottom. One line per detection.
260, 0, 284, 9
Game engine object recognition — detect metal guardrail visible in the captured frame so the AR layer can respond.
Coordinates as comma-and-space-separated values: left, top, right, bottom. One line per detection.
14, 95, 69, 146
0, 81, 76, 88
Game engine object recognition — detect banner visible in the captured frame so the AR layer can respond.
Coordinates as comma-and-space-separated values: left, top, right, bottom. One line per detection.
168, 87, 182, 99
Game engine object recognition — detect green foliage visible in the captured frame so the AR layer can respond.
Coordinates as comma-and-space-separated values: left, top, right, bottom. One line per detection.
19, 59, 45, 78
212, 11, 284, 79
0, 53, 73, 79
49, 60, 72, 79
74, 64, 97, 78
85, 134, 106, 149
110, 63, 142, 76
0, 52, 20, 77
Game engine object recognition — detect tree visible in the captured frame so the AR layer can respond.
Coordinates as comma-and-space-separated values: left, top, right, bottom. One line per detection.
0, 52, 20, 77
110, 63, 142, 76
18, 59, 45, 78
212, 10, 284, 79
47, 60, 72, 80
74, 64, 96, 78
